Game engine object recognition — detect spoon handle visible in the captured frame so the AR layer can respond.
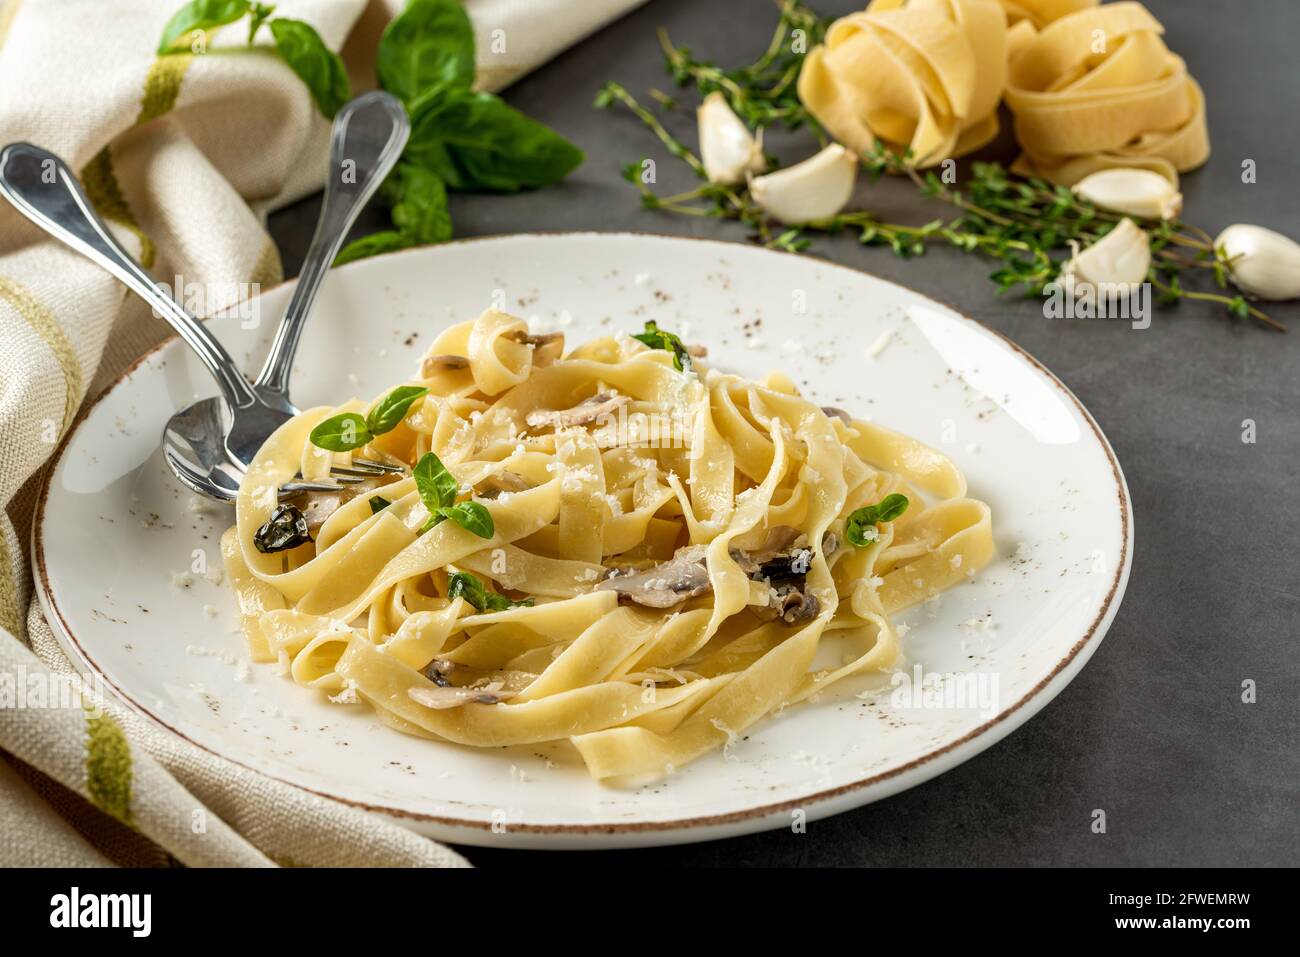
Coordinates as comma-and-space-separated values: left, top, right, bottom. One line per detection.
0, 142, 258, 410
255, 91, 411, 399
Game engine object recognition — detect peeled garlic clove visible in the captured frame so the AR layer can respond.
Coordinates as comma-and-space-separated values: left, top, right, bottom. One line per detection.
1062, 218, 1151, 288
749, 144, 857, 225
1073, 168, 1183, 221
698, 92, 764, 186
1214, 224, 1300, 301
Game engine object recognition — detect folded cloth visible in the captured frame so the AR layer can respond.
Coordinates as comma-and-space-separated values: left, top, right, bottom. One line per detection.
0, 0, 642, 868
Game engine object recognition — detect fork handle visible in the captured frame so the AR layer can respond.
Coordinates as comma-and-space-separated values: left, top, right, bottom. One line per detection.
0, 142, 258, 411
254, 91, 411, 399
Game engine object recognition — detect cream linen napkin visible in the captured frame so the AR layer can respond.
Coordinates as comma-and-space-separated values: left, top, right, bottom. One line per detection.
0, 0, 643, 867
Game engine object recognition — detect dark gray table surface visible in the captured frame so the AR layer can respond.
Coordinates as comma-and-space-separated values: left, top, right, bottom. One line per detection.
268, 0, 1299, 867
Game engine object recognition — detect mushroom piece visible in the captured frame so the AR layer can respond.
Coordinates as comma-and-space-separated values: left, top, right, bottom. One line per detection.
821, 406, 852, 424
505, 329, 565, 367
420, 353, 470, 378
525, 391, 630, 430
731, 527, 838, 626
408, 681, 514, 710
594, 545, 712, 608
753, 583, 821, 625
686, 344, 709, 359
285, 474, 401, 537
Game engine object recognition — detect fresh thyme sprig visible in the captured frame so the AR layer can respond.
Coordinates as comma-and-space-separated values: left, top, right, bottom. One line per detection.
657, 0, 829, 134
597, 0, 1285, 332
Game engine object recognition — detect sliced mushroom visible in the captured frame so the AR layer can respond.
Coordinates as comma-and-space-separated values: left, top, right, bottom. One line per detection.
475, 470, 536, 499
408, 681, 513, 710
420, 354, 470, 378
505, 329, 565, 367
753, 582, 820, 625
285, 474, 401, 537
821, 406, 852, 424
525, 391, 630, 430
594, 545, 711, 608
729, 527, 839, 626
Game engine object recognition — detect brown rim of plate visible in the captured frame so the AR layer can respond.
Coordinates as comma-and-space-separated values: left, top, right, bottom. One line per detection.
33, 231, 1132, 837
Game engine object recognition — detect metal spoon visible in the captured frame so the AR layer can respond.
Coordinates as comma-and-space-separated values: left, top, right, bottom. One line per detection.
163, 91, 409, 502
0, 91, 409, 503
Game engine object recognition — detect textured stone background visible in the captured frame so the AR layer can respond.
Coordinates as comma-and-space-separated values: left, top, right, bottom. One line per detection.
269, 0, 1300, 866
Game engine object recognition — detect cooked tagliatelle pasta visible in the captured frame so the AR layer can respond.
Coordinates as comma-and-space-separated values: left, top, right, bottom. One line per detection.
222, 307, 994, 782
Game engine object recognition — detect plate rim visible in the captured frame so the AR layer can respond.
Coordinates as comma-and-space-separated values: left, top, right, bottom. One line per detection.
32, 231, 1133, 837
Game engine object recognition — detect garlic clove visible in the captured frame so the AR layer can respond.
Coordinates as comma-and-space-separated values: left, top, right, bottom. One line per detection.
1073, 168, 1183, 221
698, 92, 765, 186
749, 144, 858, 225
1214, 224, 1300, 301
1061, 218, 1151, 288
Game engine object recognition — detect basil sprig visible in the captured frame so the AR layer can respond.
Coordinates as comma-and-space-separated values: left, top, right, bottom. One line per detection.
159, 2, 349, 117
158, 0, 583, 262
414, 452, 494, 538
368, 495, 392, 514
309, 385, 429, 452
845, 494, 909, 548
336, 0, 583, 263
633, 320, 692, 372
448, 572, 533, 613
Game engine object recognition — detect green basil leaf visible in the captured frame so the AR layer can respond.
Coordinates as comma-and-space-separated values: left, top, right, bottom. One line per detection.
309, 412, 372, 452
874, 493, 910, 523
846, 494, 910, 548
158, 0, 251, 53
247, 2, 275, 42
406, 88, 584, 192
268, 17, 350, 117
334, 229, 415, 267
389, 164, 452, 244
438, 501, 494, 539
448, 571, 530, 612
632, 320, 691, 372
367, 385, 430, 435
368, 495, 392, 514
447, 571, 487, 611
376, 0, 475, 105
484, 592, 532, 612
413, 451, 460, 518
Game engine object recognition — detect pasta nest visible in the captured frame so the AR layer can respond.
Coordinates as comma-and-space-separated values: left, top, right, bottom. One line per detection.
798, 0, 1011, 168
1004, 1, 1210, 186
798, 0, 1210, 187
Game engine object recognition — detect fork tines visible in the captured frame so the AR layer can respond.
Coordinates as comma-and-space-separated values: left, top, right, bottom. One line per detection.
278, 458, 407, 496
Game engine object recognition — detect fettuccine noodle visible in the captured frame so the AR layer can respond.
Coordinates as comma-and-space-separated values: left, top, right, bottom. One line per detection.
223, 308, 993, 782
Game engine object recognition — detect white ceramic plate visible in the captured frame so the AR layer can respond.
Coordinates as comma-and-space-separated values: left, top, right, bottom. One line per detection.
34, 233, 1131, 849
